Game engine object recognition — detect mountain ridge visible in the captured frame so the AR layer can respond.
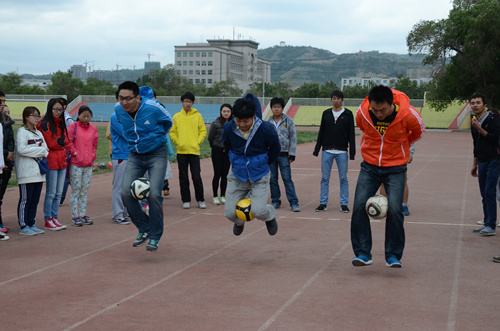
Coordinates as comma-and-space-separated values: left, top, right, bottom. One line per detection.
257, 45, 426, 88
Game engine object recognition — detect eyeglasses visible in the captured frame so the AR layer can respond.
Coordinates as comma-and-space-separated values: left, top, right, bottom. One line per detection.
119, 95, 137, 102
52, 108, 64, 112
29, 115, 42, 119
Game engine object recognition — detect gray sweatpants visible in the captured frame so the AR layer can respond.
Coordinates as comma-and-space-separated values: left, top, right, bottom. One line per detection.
224, 172, 277, 226
112, 159, 129, 220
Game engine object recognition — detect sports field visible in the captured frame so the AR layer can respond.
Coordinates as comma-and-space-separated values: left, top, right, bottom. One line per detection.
1, 130, 498, 330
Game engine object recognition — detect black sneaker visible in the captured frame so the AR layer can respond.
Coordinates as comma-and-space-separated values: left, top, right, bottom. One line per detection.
341, 205, 350, 213
133, 232, 149, 247
315, 204, 327, 212
146, 239, 159, 252
266, 218, 278, 236
233, 223, 244, 236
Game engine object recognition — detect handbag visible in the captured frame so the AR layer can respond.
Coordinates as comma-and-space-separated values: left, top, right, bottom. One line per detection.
35, 157, 49, 175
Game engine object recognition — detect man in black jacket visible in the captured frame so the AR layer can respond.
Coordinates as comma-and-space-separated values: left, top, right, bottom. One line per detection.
313, 90, 355, 212
0, 91, 15, 235
471, 92, 500, 236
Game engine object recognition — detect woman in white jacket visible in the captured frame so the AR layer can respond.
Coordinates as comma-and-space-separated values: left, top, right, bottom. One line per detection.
15, 106, 49, 236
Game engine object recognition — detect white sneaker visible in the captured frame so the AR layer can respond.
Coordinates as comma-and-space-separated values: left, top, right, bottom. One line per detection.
0, 232, 9, 241
198, 201, 207, 209
220, 196, 226, 204
183, 202, 191, 209
477, 219, 485, 225
213, 197, 221, 205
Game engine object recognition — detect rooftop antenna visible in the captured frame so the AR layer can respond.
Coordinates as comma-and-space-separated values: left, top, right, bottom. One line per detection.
233, 27, 235, 40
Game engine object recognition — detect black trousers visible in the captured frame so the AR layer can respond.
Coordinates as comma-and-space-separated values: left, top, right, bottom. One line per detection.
211, 148, 230, 197
177, 154, 204, 203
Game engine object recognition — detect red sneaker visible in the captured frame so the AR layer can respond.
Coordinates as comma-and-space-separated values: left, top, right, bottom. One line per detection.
52, 217, 67, 230
44, 218, 61, 231
0, 224, 8, 233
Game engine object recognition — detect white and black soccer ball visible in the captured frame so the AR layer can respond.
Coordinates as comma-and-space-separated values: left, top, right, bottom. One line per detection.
130, 178, 150, 200
365, 195, 388, 219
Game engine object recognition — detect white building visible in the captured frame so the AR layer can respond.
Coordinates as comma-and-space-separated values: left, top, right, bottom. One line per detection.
174, 39, 271, 93
341, 76, 432, 90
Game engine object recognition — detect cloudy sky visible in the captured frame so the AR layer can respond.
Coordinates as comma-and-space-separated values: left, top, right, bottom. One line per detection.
1, 0, 454, 75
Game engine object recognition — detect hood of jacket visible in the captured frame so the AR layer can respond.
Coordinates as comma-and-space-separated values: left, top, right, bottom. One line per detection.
139, 85, 155, 100
243, 93, 262, 119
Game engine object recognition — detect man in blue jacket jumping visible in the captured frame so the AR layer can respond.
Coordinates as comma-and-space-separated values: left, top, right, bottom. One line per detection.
115, 81, 172, 252
222, 97, 281, 236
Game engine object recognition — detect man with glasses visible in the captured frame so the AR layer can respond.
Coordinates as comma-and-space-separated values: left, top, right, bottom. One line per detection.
0, 91, 15, 235
114, 82, 172, 252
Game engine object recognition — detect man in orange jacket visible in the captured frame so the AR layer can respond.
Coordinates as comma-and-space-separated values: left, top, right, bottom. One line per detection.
351, 85, 425, 268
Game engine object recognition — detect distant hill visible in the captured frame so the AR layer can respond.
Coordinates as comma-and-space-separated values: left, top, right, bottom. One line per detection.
257, 46, 426, 88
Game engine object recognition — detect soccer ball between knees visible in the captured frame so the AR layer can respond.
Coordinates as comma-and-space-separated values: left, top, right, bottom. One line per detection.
236, 199, 254, 222
365, 195, 388, 219
130, 178, 150, 200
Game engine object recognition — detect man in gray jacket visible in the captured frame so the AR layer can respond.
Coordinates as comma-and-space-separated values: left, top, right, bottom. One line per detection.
267, 97, 300, 212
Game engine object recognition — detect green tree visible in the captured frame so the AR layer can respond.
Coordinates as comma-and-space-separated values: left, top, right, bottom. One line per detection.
137, 64, 192, 96
0, 72, 45, 94
246, 81, 293, 99
342, 84, 371, 98
291, 83, 321, 98
318, 81, 340, 98
80, 77, 116, 96
206, 78, 240, 96
46, 71, 84, 101
407, 0, 500, 109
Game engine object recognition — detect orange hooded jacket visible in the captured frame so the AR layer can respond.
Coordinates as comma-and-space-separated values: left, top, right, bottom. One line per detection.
355, 89, 425, 167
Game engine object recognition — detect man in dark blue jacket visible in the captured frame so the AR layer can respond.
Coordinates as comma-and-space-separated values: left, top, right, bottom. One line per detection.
222, 98, 281, 236
115, 81, 172, 252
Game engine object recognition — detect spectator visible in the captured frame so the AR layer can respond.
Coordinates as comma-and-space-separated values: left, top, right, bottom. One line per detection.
66, 106, 98, 227
313, 90, 355, 213
0, 91, 14, 234
267, 97, 300, 212
15, 106, 49, 236
208, 103, 233, 205
38, 98, 69, 230
170, 92, 207, 209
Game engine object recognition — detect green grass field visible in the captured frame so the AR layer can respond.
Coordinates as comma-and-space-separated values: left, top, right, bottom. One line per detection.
7, 125, 318, 187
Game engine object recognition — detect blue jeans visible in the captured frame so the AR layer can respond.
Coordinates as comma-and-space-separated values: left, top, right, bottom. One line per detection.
270, 155, 299, 206
351, 161, 407, 261
121, 146, 167, 241
43, 168, 66, 219
320, 151, 349, 205
477, 159, 500, 229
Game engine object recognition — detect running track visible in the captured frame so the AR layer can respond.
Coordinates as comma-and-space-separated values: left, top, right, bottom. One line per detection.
1, 130, 498, 330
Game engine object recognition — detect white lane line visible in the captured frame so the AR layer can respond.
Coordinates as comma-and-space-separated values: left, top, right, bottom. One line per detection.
258, 240, 351, 331
0, 213, 201, 286
446, 152, 471, 331
64, 227, 263, 330
0, 238, 130, 286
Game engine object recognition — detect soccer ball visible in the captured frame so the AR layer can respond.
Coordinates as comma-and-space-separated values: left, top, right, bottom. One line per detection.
130, 178, 150, 200
365, 195, 388, 219
235, 199, 254, 222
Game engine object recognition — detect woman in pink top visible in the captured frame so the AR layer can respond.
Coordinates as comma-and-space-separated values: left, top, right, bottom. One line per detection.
66, 105, 98, 226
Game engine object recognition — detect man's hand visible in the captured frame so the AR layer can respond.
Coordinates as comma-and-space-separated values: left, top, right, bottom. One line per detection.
471, 118, 482, 130
471, 165, 478, 177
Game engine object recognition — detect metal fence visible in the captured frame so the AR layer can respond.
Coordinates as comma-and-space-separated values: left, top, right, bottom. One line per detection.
6, 94, 66, 102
